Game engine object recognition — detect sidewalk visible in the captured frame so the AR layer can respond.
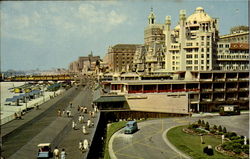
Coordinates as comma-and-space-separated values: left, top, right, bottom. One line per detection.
1, 89, 65, 125
1, 87, 74, 139
4, 85, 100, 159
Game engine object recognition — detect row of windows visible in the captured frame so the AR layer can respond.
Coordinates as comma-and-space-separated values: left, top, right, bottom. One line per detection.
186, 54, 210, 58
172, 56, 180, 60
185, 48, 210, 52
201, 36, 210, 40
220, 36, 248, 42
186, 42, 210, 46
186, 66, 210, 70
217, 55, 249, 59
172, 61, 180, 65
219, 61, 248, 65
219, 66, 248, 70
186, 60, 210, 65
218, 44, 230, 48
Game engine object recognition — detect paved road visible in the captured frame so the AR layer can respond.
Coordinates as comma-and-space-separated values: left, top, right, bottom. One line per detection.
1, 87, 80, 158
110, 114, 249, 159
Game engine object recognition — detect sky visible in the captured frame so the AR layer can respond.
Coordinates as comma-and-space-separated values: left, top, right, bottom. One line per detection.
0, 0, 248, 71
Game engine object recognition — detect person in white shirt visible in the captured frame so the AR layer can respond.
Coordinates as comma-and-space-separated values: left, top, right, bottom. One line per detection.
60, 148, 66, 159
53, 147, 60, 159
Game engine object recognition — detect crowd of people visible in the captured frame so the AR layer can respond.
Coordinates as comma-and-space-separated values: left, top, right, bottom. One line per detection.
54, 85, 99, 158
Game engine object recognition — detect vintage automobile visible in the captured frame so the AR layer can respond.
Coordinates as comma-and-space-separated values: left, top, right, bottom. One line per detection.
37, 143, 53, 158
219, 105, 240, 116
124, 121, 138, 134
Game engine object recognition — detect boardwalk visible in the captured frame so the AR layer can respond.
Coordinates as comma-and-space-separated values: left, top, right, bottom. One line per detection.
1, 84, 99, 159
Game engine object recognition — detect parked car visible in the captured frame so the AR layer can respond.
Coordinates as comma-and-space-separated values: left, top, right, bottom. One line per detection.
37, 143, 52, 158
124, 121, 138, 134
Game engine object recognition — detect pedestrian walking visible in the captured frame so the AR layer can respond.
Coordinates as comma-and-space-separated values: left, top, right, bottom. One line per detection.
62, 109, 65, 116
66, 110, 71, 117
57, 109, 61, 117
79, 140, 84, 153
69, 102, 73, 108
84, 107, 87, 113
81, 115, 84, 123
77, 105, 80, 112
83, 139, 89, 150
60, 148, 66, 159
68, 110, 71, 117
87, 119, 91, 128
72, 121, 76, 130
91, 111, 95, 118
82, 125, 87, 134
94, 105, 98, 112
80, 106, 84, 113
78, 115, 81, 123
53, 147, 60, 159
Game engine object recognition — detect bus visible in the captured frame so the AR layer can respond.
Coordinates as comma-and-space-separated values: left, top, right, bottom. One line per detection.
219, 105, 240, 116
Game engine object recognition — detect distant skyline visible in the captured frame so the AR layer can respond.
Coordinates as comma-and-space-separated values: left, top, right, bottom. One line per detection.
1, 0, 248, 71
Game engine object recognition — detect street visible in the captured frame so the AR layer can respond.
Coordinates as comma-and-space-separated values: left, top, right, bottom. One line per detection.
110, 114, 249, 159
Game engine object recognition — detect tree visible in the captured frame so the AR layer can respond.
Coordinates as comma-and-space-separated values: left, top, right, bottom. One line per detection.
198, 119, 202, 125
218, 125, 223, 132
223, 127, 227, 133
205, 122, 210, 131
213, 125, 217, 130
201, 120, 205, 127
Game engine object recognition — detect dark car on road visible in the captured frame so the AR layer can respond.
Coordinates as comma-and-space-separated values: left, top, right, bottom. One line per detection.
124, 121, 138, 134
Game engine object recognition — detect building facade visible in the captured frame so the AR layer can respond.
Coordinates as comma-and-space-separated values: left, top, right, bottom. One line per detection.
97, 71, 249, 113
164, 7, 219, 72
133, 7, 249, 73
107, 44, 139, 73
216, 27, 249, 70
68, 53, 100, 74
133, 9, 166, 73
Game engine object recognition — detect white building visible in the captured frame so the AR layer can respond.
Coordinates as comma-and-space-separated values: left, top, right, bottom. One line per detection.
164, 7, 219, 72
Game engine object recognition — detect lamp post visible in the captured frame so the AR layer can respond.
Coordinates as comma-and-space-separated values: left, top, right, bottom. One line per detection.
43, 84, 45, 102
25, 93, 28, 112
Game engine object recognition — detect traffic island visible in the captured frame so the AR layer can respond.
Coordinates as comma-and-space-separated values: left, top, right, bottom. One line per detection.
167, 125, 234, 158
167, 121, 249, 159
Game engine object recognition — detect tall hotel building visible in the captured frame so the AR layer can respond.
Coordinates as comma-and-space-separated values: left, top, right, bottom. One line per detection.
133, 7, 249, 72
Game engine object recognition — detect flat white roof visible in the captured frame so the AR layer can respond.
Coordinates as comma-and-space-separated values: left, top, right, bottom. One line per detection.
37, 143, 51, 147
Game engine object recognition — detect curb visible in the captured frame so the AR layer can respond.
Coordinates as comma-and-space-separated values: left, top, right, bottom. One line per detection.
162, 126, 191, 159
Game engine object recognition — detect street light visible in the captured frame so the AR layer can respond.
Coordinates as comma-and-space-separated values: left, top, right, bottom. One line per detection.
43, 84, 45, 102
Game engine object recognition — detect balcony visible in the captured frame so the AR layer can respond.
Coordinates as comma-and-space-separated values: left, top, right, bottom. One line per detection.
200, 79, 213, 82
201, 88, 213, 92
214, 98, 225, 102
227, 78, 238, 82
183, 45, 199, 49
190, 99, 199, 103
202, 98, 212, 102
214, 88, 225, 92
239, 88, 249, 91
239, 97, 249, 101
214, 78, 225, 82
239, 78, 249, 81
227, 88, 238, 92
227, 98, 237, 101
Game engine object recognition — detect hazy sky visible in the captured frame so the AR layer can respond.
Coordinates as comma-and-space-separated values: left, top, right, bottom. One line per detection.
1, 0, 248, 71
